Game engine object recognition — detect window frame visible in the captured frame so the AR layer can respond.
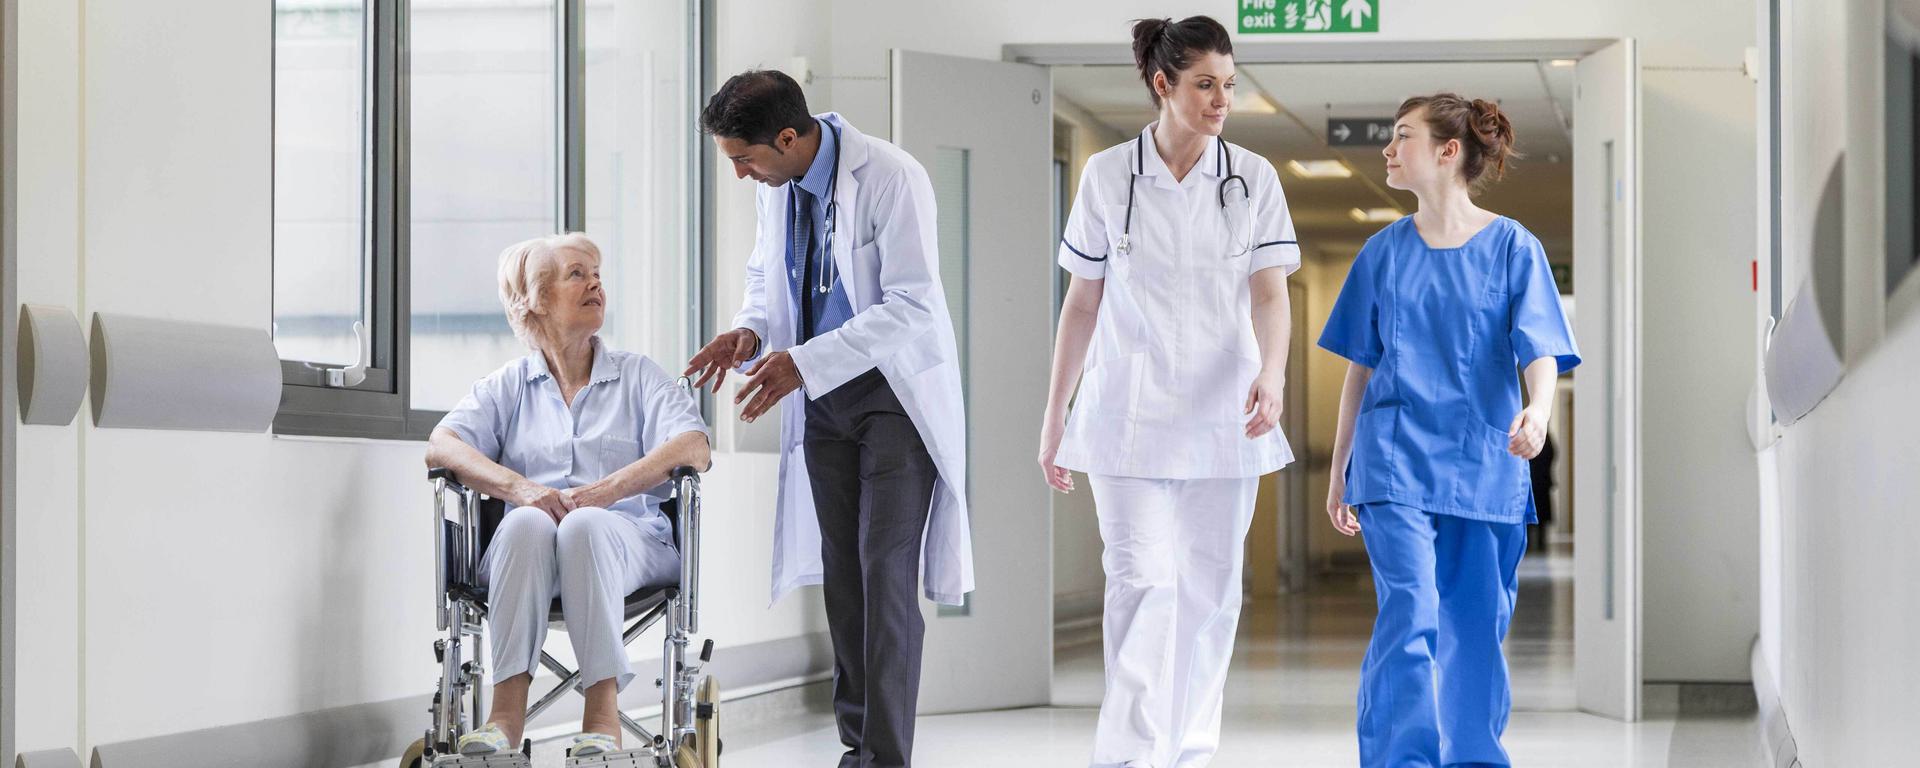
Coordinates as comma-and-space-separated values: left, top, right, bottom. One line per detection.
1888, 0, 1920, 326
270, 0, 706, 440
272, 0, 407, 437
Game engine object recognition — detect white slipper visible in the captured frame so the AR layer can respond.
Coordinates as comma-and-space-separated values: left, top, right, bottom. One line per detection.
456, 722, 511, 755
567, 731, 619, 757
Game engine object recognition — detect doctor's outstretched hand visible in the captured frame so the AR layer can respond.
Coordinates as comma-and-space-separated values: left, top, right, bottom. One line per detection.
1037, 419, 1074, 493
1244, 369, 1285, 439
736, 351, 805, 423
684, 327, 760, 391
1507, 405, 1549, 460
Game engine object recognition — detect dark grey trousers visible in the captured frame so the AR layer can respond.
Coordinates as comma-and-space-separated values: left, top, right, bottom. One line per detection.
803, 368, 938, 768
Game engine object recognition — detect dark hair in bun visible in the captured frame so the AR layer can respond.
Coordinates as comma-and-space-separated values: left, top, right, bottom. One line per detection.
1130, 16, 1234, 109
1395, 92, 1521, 187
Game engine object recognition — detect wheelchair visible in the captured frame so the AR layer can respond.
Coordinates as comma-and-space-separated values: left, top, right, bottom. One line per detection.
399, 462, 722, 768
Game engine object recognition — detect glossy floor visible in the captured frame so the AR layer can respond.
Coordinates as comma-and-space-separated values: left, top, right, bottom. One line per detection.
721, 548, 1763, 767
502, 547, 1765, 767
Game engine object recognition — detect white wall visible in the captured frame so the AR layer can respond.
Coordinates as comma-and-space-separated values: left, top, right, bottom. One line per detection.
10, 0, 826, 755
1760, 0, 1920, 763
14, 0, 82, 755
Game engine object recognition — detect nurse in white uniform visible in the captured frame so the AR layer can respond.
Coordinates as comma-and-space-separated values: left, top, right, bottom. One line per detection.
1038, 16, 1300, 768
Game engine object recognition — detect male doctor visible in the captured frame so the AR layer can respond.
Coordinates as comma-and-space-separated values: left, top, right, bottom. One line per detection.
686, 69, 972, 768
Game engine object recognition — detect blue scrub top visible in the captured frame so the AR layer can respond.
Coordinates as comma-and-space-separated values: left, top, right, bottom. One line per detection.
1317, 216, 1579, 524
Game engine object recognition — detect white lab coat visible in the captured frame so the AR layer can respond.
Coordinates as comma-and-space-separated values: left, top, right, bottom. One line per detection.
731, 112, 974, 606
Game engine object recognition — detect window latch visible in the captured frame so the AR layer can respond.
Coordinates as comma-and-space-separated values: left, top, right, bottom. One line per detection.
321, 320, 370, 388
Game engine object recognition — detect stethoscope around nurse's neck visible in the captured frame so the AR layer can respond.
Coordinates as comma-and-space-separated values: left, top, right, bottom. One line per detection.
793, 120, 843, 294
1115, 134, 1252, 258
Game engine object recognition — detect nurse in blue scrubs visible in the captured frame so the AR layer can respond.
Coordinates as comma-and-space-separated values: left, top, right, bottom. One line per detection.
1318, 93, 1579, 768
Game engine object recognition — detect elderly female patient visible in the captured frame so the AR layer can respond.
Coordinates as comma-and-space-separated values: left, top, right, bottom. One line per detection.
424, 233, 712, 757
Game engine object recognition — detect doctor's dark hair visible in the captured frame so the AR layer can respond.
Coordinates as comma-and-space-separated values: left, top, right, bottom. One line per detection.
1130, 15, 1234, 109
1396, 93, 1521, 187
700, 69, 816, 148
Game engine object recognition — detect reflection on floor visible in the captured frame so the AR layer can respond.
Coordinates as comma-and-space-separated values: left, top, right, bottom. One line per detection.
588, 548, 1762, 766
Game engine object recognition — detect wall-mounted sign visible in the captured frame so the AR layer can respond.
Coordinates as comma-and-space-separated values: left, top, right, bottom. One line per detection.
1239, 0, 1379, 34
1328, 117, 1395, 147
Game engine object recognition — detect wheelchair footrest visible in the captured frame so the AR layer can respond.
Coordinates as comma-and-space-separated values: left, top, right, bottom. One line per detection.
565, 748, 658, 768
428, 753, 531, 768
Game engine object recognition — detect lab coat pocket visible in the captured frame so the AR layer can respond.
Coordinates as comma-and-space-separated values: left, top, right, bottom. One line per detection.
1204, 343, 1264, 426
889, 334, 944, 378
1472, 422, 1529, 514
850, 240, 882, 306
1065, 352, 1146, 453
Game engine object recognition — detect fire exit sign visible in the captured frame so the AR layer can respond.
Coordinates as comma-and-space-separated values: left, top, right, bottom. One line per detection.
1239, 0, 1379, 34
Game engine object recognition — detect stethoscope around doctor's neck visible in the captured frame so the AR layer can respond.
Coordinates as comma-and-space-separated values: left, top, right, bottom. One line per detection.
793, 121, 843, 295
1116, 134, 1254, 259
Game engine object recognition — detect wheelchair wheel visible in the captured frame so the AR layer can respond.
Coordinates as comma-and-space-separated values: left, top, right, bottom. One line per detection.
674, 739, 702, 768
695, 675, 720, 766
399, 737, 426, 768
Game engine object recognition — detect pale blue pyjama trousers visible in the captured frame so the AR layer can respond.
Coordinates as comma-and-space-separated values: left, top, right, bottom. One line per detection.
479, 505, 680, 693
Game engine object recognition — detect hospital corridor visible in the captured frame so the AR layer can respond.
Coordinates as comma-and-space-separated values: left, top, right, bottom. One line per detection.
1, 1, 1914, 767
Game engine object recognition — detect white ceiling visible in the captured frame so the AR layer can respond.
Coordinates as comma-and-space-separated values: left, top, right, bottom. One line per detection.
1052, 60, 1576, 263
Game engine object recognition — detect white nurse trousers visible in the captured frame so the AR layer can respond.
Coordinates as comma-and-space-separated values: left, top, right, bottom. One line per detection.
1088, 475, 1260, 768
480, 505, 680, 693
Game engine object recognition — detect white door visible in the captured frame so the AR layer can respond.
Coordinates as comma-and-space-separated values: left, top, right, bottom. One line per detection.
890, 49, 1054, 713
1572, 38, 1642, 721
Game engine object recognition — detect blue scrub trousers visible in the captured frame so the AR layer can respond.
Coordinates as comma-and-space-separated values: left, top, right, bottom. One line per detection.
1355, 502, 1526, 768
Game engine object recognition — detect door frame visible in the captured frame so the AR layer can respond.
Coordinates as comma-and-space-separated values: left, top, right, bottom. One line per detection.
1008, 37, 1645, 720
2, 0, 19, 758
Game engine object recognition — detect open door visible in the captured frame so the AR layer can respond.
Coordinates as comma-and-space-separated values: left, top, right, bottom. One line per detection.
1572, 38, 1642, 721
890, 49, 1054, 713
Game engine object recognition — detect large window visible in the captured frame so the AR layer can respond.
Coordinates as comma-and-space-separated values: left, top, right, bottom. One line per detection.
273, 0, 371, 369
406, 0, 559, 412
582, 0, 691, 394
272, 0, 699, 438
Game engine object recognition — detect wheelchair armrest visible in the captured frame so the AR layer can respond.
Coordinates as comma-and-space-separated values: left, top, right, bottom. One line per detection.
671, 465, 703, 633
427, 466, 472, 496
428, 465, 480, 632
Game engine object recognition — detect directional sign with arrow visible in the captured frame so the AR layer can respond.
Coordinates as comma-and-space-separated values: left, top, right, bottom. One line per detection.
1239, 0, 1379, 34
1328, 117, 1395, 147
1340, 0, 1373, 28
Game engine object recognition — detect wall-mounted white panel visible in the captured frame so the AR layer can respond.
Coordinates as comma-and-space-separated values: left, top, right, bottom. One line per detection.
1766, 157, 1846, 426
14, 748, 81, 768
18, 304, 87, 425
87, 313, 280, 432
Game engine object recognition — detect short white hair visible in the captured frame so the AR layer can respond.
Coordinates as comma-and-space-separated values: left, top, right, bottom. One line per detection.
497, 232, 600, 350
